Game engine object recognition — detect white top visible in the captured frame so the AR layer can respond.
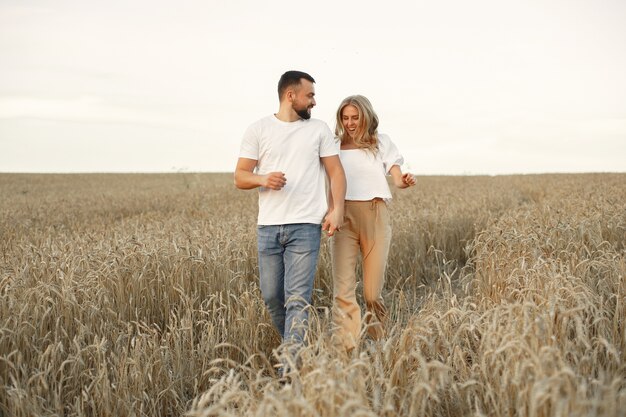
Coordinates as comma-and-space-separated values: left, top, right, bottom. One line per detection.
340, 133, 404, 201
239, 115, 339, 225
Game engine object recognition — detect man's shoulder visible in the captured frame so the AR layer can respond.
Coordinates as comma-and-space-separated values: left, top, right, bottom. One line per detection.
248, 115, 275, 128
243, 116, 278, 139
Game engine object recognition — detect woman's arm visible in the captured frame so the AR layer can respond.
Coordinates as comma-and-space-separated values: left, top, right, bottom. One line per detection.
389, 165, 416, 189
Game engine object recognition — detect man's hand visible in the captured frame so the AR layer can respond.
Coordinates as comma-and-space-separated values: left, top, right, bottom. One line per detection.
262, 172, 287, 190
234, 158, 287, 191
322, 208, 344, 237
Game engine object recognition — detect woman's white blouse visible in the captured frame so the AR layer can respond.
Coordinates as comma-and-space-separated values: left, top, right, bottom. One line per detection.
339, 133, 404, 201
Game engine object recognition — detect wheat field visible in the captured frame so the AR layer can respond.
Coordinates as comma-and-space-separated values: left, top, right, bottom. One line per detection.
0, 173, 624, 417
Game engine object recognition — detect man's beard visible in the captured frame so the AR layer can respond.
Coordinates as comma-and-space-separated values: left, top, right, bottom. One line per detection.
294, 105, 312, 120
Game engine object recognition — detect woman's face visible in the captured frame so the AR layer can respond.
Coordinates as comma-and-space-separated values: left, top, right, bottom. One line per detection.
341, 105, 360, 139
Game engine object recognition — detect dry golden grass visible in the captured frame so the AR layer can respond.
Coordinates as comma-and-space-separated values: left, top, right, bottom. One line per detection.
0, 172, 624, 416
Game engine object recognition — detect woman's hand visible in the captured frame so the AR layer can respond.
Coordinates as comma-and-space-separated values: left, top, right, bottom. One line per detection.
322, 207, 344, 237
390, 165, 416, 189
399, 173, 416, 188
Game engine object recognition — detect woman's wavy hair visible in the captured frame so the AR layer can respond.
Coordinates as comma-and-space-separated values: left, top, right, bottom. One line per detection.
335, 95, 379, 153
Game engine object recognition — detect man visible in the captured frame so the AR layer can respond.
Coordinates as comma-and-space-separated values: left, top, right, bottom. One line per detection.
234, 70, 346, 356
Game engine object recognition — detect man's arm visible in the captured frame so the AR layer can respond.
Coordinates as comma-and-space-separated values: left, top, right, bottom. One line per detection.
234, 157, 286, 190
321, 155, 346, 236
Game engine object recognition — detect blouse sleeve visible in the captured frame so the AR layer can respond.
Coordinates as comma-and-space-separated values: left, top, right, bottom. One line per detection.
378, 134, 404, 173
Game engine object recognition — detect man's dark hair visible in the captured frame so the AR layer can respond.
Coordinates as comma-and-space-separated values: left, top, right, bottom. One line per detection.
277, 70, 315, 100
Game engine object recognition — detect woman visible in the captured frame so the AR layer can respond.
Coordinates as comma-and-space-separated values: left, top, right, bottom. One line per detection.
331, 95, 415, 352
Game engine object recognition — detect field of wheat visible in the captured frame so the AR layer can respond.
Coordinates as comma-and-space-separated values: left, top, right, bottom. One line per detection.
0, 172, 624, 416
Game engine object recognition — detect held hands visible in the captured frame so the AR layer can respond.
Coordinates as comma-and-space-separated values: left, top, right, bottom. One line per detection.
262, 172, 286, 190
322, 208, 344, 237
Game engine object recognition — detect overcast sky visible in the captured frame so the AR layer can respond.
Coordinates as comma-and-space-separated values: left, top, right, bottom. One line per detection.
1, 0, 625, 174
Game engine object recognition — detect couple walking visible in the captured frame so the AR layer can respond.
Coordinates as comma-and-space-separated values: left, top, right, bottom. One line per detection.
234, 70, 415, 361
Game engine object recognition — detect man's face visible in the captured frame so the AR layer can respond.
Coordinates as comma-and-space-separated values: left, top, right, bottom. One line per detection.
291, 79, 316, 120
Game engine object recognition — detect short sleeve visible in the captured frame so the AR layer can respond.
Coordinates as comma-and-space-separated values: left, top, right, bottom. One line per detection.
239, 124, 259, 160
319, 122, 340, 157
379, 134, 404, 173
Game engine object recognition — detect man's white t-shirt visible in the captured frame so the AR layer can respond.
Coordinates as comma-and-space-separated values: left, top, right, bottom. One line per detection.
239, 115, 339, 225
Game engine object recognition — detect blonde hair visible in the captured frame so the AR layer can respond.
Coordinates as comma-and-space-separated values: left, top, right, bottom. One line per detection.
335, 95, 379, 152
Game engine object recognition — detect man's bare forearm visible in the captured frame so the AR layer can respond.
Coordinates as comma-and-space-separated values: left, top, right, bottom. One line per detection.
328, 172, 346, 211
323, 155, 346, 211
234, 161, 287, 190
234, 169, 264, 189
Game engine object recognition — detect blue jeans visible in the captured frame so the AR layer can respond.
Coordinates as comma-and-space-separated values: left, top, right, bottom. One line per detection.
257, 223, 321, 346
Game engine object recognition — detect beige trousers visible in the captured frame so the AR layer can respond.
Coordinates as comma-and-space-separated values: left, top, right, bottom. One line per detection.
331, 199, 391, 351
